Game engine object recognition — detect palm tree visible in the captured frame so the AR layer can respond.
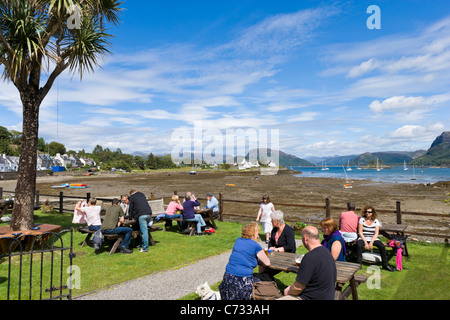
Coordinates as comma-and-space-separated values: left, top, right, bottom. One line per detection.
0, 0, 123, 230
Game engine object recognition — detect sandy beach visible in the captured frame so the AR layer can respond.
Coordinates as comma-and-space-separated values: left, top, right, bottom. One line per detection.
1, 169, 449, 242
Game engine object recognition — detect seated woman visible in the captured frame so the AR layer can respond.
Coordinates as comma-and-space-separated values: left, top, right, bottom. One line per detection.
219, 222, 270, 300
320, 217, 346, 261
269, 210, 296, 253
182, 192, 206, 236
355, 205, 394, 272
159, 195, 184, 229
257, 211, 296, 281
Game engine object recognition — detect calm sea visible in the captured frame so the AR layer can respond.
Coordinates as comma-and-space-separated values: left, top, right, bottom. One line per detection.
291, 166, 450, 184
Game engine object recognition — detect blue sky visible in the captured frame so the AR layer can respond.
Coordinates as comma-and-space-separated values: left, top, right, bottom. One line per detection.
1, 0, 449, 159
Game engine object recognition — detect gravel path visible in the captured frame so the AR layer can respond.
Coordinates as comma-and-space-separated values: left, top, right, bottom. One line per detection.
74, 240, 303, 300
74, 251, 232, 300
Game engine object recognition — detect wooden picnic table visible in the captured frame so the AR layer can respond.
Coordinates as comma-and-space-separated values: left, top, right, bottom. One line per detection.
380, 223, 409, 256
267, 251, 363, 300
78, 218, 159, 254
195, 208, 218, 229
0, 198, 14, 219
0, 223, 62, 254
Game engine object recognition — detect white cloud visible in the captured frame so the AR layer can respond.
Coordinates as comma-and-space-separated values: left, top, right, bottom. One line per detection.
387, 123, 445, 140
287, 112, 320, 122
369, 94, 450, 114
347, 58, 378, 78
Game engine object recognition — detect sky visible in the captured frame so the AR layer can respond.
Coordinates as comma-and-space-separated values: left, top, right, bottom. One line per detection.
1, 0, 449, 161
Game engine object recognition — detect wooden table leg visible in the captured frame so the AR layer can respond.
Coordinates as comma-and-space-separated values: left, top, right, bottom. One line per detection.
109, 236, 123, 255
81, 233, 92, 247
350, 277, 358, 300
189, 222, 197, 236
148, 229, 155, 246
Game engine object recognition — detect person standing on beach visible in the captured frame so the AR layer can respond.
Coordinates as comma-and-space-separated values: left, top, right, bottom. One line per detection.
256, 194, 275, 244
128, 189, 153, 252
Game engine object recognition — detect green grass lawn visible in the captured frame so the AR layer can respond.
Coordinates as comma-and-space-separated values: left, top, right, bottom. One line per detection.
181, 238, 449, 300
1, 211, 448, 300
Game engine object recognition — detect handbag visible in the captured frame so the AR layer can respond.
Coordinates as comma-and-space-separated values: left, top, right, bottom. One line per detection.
72, 201, 88, 224
251, 281, 282, 300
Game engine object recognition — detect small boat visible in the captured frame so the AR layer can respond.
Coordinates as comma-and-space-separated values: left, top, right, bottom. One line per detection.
51, 183, 70, 188
403, 160, 408, 171
346, 160, 352, 171
342, 165, 353, 188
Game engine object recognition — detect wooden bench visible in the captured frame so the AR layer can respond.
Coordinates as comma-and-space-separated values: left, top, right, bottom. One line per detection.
0, 199, 40, 220
78, 227, 144, 254
337, 274, 368, 300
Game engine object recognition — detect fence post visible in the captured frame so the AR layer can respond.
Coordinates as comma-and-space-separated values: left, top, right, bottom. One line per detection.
396, 201, 402, 224
325, 198, 330, 218
150, 193, 155, 200
219, 192, 223, 222
173, 191, 177, 195
0, 187, 3, 199
86, 193, 91, 202
59, 192, 64, 213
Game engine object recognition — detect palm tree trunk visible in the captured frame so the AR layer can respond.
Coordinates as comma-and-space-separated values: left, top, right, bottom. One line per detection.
10, 89, 40, 231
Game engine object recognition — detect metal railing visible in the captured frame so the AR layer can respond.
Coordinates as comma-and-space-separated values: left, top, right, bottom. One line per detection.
0, 229, 75, 300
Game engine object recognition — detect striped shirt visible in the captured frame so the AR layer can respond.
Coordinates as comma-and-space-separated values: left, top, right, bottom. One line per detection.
358, 218, 381, 242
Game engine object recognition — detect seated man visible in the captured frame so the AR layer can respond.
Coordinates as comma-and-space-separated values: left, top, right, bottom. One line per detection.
76, 197, 102, 231
280, 226, 336, 300
204, 192, 219, 229
101, 198, 133, 254
120, 194, 129, 217
205, 192, 219, 213
339, 201, 359, 243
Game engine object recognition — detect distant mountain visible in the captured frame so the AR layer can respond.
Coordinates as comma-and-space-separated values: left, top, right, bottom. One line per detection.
278, 151, 315, 167
350, 152, 414, 166
247, 148, 315, 167
410, 131, 450, 167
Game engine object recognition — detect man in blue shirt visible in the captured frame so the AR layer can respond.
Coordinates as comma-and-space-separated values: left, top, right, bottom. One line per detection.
205, 193, 220, 230
205, 193, 219, 213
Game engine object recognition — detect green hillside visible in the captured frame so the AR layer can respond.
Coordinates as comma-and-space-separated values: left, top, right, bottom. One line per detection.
410, 132, 450, 167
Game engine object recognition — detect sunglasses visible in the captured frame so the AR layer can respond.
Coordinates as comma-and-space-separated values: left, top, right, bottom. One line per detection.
365, 210, 373, 213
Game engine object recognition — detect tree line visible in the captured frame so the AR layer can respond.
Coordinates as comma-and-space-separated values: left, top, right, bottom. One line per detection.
86, 145, 176, 172
0, 126, 176, 171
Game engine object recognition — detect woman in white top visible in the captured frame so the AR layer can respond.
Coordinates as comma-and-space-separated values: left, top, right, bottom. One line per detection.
256, 194, 275, 244
356, 205, 394, 272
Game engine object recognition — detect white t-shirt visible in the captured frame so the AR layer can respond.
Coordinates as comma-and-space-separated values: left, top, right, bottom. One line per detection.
81, 206, 102, 226
358, 217, 381, 242
259, 202, 275, 223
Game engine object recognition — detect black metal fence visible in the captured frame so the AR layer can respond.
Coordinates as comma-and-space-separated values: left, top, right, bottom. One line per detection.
0, 229, 75, 300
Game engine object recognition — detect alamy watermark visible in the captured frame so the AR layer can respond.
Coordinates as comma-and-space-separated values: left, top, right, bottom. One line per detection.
367, 5, 381, 30
67, 4, 82, 30
170, 121, 280, 175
